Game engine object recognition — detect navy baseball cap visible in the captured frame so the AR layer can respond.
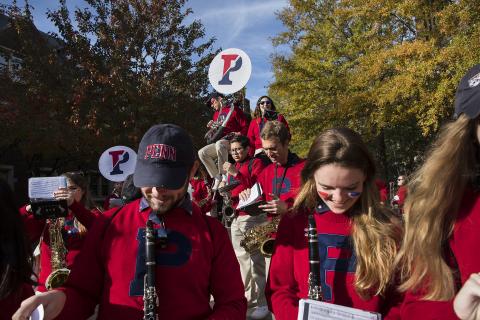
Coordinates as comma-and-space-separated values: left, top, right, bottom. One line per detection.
133, 124, 195, 189
205, 92, 224, 106
454, 64, 480, 119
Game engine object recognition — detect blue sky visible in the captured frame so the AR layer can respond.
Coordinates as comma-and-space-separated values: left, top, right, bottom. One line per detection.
2, 0, 290, 110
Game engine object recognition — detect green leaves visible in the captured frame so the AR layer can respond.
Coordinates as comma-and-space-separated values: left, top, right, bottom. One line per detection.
270, 0, 480, 178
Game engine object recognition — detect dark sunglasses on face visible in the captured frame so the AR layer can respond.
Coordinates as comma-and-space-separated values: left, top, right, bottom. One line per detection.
259, 100, 271, 105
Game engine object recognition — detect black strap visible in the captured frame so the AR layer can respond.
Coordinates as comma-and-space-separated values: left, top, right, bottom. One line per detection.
274, 164, 289, 198
248, 158, 254, 176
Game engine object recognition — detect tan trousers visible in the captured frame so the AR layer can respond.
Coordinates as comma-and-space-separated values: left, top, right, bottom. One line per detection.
230, 214, 268, 308
198, 139, 230, 178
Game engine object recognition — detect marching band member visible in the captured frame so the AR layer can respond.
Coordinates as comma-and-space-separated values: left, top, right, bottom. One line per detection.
247, 95, 290, 158
198, 92, 249, 190
19, 171, 102, 292
396, 64, 480, 319
222, 135, 267, 319
14, 124, 246, 320
266, 127, 403, 320
189, 165, 213, 215
240, 120, 304, 216
0, 179, 35, 320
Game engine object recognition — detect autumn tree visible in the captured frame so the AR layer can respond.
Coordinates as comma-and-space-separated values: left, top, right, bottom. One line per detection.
270, 0, 480, 179
0, 0, 215, 173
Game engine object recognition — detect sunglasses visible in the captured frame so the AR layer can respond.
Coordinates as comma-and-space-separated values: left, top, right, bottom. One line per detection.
259, 100, 271, 105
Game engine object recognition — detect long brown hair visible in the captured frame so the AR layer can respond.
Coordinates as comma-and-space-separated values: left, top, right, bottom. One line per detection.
396, 114, 478, 300
253, 95, 277, 118
293, 127, 402, 298
62, 172, 99, 234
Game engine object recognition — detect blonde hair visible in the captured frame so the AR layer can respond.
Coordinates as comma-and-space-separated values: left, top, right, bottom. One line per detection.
293, 128, 402, 298
396, 114, 478, 300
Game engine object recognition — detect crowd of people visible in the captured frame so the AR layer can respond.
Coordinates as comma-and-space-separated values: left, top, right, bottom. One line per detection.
2, 65, 480, 320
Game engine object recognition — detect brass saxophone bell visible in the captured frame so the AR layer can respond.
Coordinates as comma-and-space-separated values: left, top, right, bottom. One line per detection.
45, 268, 70, 290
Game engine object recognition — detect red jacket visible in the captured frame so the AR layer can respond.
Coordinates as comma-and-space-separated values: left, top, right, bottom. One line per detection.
256, 152, 305, 215
401, 188, 480, 319
213, 104, 249, 138
227, 157, 266, 216
190, 177, 213, 215
20, 202, 101, 292
375, 179, 388, 203
266, 206, 402, 320
393, 185, 408, 207
57, 197, 246, 320
247, 114, 290, 155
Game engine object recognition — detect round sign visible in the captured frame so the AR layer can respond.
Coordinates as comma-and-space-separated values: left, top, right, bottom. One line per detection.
208, 48, 252, 95
98, 146, 137, 182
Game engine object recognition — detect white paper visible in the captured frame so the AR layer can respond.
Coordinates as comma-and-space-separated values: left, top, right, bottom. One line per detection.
297, 299, 381, 320
236, 182, 262, 209
28, 177, 67, 199
29, 304, 44, 320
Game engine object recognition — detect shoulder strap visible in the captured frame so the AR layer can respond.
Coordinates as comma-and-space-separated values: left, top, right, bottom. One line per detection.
248, 158, 255, 176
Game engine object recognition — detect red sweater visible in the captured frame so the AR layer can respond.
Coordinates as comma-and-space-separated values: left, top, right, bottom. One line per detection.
190, 177, 213, 214
0, 284, 34, 320
213, 104, 249, 138
393, 185, 408, 207
247, 114, 290, 154
375, 179, 388, 203
227, 157, 266, 216
20, 202, 101, 292
256, 153, 305, 213
57, 197, 247, 320
266, 207, 402, 320
401, 188, 480, 319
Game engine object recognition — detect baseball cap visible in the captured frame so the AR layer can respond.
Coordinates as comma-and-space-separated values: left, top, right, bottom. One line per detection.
133, 124, 195, 189
205, 92, 224, 106
454, 64, 480, 119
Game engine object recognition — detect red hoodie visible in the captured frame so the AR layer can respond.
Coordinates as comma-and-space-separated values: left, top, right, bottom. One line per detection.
256, 152, 305, 214
266, 204, 402, 320
401, 188, 480, 319
213, 104, 249, 138
189, 177, 213, 215
227, 156, 266, 216
247, 114, 290, 155
57, 197, 246, 320
20, 202, 101, 292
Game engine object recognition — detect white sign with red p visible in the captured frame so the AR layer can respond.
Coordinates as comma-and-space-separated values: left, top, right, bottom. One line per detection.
208, 48, 252, 95
98, 146, 137, 182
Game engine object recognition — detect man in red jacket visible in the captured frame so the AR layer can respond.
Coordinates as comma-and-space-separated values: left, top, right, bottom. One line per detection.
13, 124, 247, 320
199, 92, 249, 190
239, 120, 305, 319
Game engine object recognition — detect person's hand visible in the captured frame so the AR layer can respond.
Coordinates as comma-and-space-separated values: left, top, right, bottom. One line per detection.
13, 290, 66, 320
259, 195, 288, 215
26, 204, 32, 213
53, 187, 74, 206
239, 188, 251, 202
454, 273, 480, 320
223, 162, 238, 177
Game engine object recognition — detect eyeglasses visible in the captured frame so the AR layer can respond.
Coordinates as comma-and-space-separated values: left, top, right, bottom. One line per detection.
259, 100, 271, 105
397, 178, 404, 181
230, 148, 244, 154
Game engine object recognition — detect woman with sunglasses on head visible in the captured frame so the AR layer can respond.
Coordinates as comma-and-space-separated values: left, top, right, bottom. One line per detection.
396, 65, 480, 319
265, 127, 403, 320
247, 96, 290, 159
0, 179, 35, 320
20, 172, 102, 292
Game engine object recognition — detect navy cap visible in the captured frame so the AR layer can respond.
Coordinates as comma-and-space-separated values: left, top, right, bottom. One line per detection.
454, 64, 480, 119
133, 124, 195, 189
205, 92, 224, 106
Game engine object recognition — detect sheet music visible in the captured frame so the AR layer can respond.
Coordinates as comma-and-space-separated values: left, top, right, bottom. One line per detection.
29, 304, 44, 320
236, 182, 262, 209
298, 299, 382, 320
28, 177, 67, 200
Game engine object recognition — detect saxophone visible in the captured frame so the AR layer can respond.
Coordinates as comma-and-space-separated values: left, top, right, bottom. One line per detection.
45, 218, 70, 290
240, 215, 280, 257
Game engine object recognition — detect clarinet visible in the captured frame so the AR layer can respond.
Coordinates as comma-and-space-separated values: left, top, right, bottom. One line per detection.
144, 220, 158, 320
307, 213, 323, 301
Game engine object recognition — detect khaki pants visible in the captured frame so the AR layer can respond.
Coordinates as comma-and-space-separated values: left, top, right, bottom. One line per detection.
230, 214, 268, 308
198, 139, 230, 178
